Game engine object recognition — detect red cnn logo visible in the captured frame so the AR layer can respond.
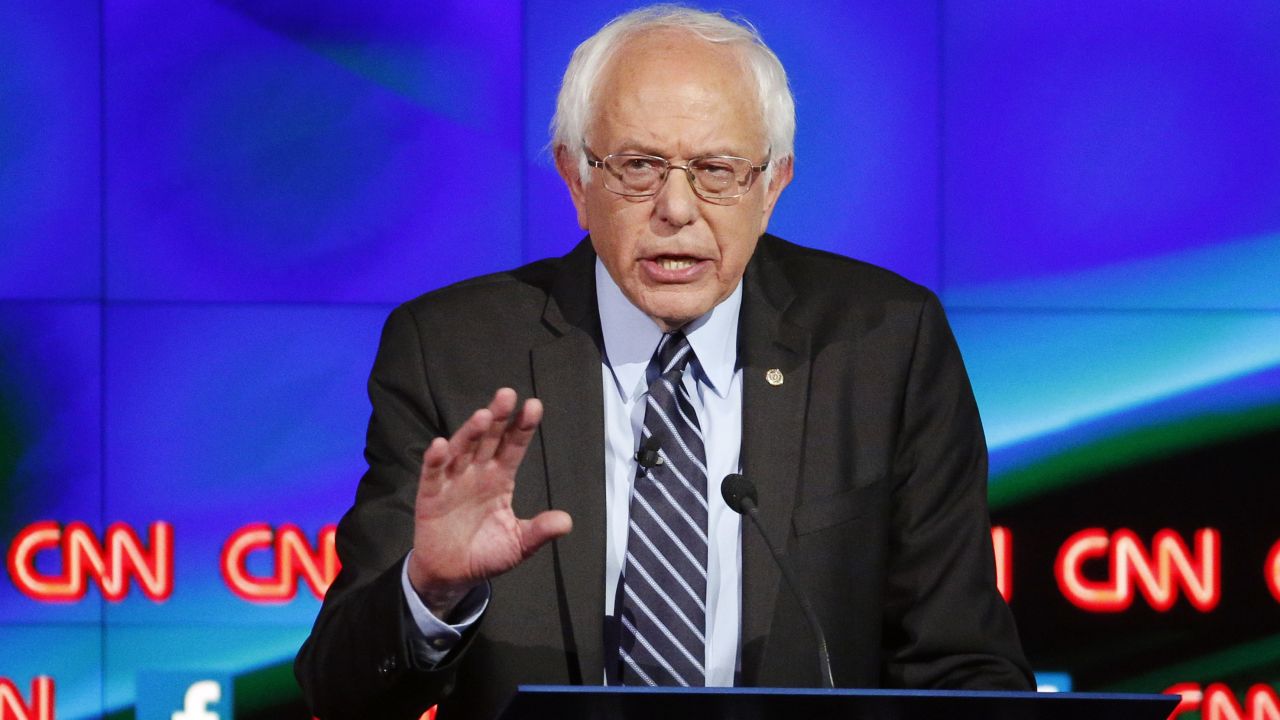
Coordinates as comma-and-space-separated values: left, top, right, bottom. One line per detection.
221, 524, 338, 602
1055, 528, 1219, 612
0, 677, 54, 720
1167, 682, 1280, 720
992, 526, 1012, 602
1266, 540, 1280, 605
6, 521, 173, 602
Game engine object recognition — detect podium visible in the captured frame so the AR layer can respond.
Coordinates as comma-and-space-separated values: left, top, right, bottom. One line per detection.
497, 685, 1178, 720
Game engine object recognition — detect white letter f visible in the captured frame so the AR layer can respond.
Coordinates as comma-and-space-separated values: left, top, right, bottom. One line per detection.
172, 679, 221, 720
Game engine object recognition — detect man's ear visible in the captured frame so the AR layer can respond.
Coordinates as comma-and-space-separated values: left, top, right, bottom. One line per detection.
757, 155, 794, 235
555, 144, 590, 231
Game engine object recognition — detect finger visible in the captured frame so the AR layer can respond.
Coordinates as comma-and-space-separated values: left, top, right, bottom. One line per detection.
518, 509, 573, 559
418, 437, 450, 498
495, 397, 543, 469
446, 406, 494, 476
474, 388, 517, 464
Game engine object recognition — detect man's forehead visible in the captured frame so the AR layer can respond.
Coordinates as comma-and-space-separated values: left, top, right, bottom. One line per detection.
605, 28, 745, 81
589, 31, 765, 149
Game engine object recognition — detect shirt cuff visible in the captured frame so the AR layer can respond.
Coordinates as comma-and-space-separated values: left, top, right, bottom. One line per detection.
400, 553, 490, 667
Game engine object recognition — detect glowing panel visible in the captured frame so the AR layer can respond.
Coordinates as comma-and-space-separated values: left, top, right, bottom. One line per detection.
942, 2, 1280, 309
104, 625, 308, 716
0, 628, 102, 720
102, 304, 384, 625
0, 3, 100, 300
0, 304, 102, 623
105, 0, 523, 303
949, 310, 1280, 472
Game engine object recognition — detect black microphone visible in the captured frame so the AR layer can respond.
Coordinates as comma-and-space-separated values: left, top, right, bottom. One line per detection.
721, 473, 835, 689
634, 436, 663, 469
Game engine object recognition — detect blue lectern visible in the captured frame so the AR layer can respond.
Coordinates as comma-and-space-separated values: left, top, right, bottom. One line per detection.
497, 685, 1177, 720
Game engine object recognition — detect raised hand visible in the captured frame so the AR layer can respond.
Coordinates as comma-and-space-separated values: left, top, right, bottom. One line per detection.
407, 388, 573, 618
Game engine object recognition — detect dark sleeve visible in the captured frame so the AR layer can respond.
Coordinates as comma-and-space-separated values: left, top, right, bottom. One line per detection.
294, 304, 479, 719
880, 293, 1035, 690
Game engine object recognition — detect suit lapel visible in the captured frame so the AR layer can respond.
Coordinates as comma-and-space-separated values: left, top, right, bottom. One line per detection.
530, 240, 607, 684
737, 238, 812, 684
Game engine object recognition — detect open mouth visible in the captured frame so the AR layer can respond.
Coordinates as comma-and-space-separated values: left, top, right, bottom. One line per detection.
657, 257, 698, 270
641, 255, 709, 283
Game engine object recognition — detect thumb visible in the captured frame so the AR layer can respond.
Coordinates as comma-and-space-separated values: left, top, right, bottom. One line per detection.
519, 510, 573, 558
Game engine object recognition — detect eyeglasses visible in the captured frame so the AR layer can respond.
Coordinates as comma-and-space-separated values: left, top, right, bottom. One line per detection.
584, 147, 769, 201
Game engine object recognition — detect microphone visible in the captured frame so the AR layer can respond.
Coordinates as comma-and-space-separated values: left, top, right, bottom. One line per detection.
721, 473, 835, 689
634, 436, 663, 469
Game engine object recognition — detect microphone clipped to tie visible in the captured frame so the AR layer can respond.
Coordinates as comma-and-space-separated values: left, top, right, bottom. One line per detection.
634, 435, 663, 469
721, 473, 836, 689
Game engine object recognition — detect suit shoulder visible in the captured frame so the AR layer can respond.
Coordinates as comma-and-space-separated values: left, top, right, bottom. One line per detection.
758, 234, 937, 306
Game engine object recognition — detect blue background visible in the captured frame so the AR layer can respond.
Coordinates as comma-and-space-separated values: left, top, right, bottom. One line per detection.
2, 1, 1278, 717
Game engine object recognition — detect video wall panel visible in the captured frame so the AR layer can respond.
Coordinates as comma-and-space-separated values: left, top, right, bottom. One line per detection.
0, 303, 103, 626
100, 304, 384, 627
0, 2, 101, 301
0, 628, 102, 719
941, 1, 1280, 310
104, 625, 308, 717
103, 0, 525, 304
952, 310, 1280, 464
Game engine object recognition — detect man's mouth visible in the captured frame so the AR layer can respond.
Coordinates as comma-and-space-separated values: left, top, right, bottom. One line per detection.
641, 255, 709, 283
657, 257, 698, 271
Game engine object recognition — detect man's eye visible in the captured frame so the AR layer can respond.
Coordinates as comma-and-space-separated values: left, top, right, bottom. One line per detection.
623, 158, 658, 172
696, 161, 735, 177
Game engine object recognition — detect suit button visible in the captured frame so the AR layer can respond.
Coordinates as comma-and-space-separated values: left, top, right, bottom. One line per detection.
378, 656, 398, 675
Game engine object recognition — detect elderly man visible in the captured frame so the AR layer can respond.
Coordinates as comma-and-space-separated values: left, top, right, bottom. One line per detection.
296, 6, 1032, 720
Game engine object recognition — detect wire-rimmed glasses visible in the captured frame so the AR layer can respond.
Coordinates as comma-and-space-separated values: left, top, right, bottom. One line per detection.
584, 147, 770, 201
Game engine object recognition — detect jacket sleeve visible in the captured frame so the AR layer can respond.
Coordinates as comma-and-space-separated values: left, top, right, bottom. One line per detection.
294, 304, 480, 719
880, 292, 1035, 690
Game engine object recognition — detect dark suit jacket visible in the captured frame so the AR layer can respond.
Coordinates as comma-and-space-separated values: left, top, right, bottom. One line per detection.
295, 234, 1033, 720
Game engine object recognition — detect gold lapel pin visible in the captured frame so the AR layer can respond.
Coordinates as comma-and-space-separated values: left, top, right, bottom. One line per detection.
765, 368, 784, 386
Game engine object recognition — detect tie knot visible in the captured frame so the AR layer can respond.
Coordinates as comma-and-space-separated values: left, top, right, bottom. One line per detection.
653, 330, 695, 379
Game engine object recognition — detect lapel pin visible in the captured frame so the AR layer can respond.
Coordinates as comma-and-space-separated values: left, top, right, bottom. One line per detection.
765, 368, 784, 386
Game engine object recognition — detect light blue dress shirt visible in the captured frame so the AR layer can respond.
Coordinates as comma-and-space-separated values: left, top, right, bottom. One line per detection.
401, 259, 744, 685
595, 259, 743, 686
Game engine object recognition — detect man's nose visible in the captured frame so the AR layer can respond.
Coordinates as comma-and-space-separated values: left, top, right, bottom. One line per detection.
652, 166, 701, 228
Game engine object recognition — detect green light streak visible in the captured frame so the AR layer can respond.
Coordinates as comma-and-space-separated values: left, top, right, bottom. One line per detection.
0, 380, 30, 529
989, 403, 1280, 510
1100, 633, 1280, 692
234, 658, 306, 716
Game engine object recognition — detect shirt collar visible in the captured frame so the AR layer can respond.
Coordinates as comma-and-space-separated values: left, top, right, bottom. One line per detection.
596, 258, 741, 402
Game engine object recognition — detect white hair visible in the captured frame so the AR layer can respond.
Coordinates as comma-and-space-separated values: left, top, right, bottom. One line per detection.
550, 4, 796, 185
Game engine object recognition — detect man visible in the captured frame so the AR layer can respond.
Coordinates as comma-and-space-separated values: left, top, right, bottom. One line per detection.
296, 6, 1032, 720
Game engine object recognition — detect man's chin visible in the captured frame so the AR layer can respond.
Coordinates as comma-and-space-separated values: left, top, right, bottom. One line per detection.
639, 300, 716, 332
619, 280, 726, 331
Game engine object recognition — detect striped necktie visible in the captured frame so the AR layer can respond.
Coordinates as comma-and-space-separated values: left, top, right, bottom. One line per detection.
616, 330, 708, 686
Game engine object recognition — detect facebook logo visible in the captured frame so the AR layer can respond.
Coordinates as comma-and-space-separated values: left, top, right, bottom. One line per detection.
136, 672, 234, 720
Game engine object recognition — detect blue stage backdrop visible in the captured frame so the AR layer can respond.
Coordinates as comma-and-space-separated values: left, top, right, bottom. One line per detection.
2, 1, 1279, 718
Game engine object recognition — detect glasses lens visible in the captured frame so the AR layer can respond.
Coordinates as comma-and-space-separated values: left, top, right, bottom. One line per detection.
691, 156, 747, 196
603, 155, 666, 195
690, 156, 753, 198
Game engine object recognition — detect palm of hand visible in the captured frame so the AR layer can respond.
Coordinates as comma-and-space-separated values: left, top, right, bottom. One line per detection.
407, 389, 572, 615
414, 463, 534, 586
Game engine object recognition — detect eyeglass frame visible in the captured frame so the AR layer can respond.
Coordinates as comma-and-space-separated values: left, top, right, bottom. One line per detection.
582, 146, 771, 202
